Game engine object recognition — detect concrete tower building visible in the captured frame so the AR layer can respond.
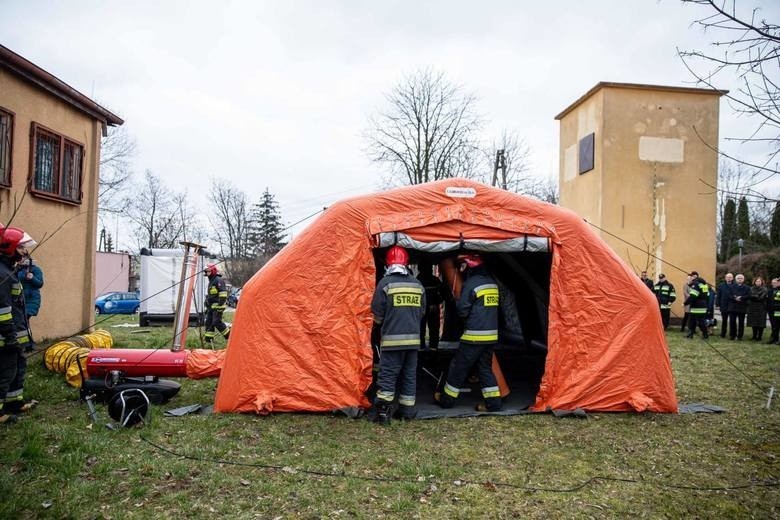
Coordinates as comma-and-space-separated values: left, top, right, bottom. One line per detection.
556, 82, 725, 317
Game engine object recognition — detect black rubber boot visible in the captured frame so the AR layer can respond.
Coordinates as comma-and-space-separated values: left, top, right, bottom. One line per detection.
485, 397, 502, 412
374, 402, 391, 426
394, 405, 417, 421
435, 392, 454, 409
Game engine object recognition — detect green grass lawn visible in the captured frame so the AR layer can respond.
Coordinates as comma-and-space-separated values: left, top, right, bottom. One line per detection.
2, 314, 778, 519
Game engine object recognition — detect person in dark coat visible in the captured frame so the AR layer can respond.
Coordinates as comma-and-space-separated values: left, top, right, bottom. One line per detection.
371, 246, 425, 424
437, 254, 502, 412
747, 277, 768, 341
0, 227, 36, 424
767, 278, 780, 345
16, 256, 43, 351
728, 274, 750, 340
640, 271, 654, 291
716, 273, 734, 338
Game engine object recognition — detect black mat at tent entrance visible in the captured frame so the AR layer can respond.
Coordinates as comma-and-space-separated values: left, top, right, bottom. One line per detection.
412, 350, 542, 419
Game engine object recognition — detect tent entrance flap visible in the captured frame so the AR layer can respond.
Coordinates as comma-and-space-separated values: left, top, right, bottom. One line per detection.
376, 232, 550, 254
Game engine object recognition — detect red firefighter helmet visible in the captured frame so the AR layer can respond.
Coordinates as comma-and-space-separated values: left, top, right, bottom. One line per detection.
204, 263, 218, 277
385, 245, 409, 266
457, 253, 483, 269
0, 227, 26, 257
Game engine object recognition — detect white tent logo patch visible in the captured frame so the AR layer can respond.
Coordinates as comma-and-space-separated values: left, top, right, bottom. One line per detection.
445, 187, 477, 198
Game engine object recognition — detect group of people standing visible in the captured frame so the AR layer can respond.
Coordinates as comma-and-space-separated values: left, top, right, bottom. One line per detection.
715, 272, 779, 343
642, 269, 780, 344
370, 246, 501, 425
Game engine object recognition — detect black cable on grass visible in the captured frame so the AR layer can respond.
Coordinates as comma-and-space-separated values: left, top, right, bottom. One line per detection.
140, 435, 779, 493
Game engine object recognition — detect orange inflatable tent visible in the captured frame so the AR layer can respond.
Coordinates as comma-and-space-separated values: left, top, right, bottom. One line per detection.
214, 179, 678, 414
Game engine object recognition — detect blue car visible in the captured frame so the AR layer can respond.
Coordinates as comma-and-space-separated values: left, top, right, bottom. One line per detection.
95, 291, 141, 315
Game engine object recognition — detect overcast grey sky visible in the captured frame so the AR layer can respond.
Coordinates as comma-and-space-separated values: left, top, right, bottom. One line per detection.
3, 0, 778, 248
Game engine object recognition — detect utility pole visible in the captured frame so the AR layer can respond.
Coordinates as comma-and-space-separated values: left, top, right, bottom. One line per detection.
492, 149, 507, 190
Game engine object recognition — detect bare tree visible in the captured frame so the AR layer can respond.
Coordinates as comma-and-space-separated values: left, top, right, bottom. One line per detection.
206, 178, 263, 285
679, 0, 779, 178
99, 126, 136, 211
207, 178, 252, 261
365, 68, 483, 186
125, 170, 198, 250
480, 130, 532, 189
519, 174, 559, 204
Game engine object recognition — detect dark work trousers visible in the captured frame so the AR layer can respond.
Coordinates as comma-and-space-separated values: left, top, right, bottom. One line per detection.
729, 312, 746, 339
204, 308, 228, 341
5, 348, 27, 406
420, 305, 441, 350
680, 312, 690, 332
440, 343, 501, 411
769, 315, 780, 343
720, 312, 731, 338
375, 349, 418, 411
0, 347, 19, 414
688, 315, 709, 338
660, 308, 671, 330
752, 326, 765, 340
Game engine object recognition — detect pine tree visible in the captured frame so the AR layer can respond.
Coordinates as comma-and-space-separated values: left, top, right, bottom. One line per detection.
720, 198, 736, 261
248, 188, 285, 257
771, 201, 780, 247
736, 197, 750, 244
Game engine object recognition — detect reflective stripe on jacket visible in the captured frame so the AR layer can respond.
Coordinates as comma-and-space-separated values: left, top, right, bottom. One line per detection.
686, 279, 710, 315
653, 281, 677, 309
458, 268, 499, 344
207, 274, 228, 309
371, 272, 425, 351
0, 260, 28, 347
770, 289, 780, 318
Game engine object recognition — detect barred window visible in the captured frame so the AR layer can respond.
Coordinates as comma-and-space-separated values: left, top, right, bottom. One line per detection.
30, 123, 84, 204
0, 108, 12, 187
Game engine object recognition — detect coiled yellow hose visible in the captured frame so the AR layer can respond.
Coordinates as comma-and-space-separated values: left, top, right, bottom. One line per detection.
44, 330, 113, 387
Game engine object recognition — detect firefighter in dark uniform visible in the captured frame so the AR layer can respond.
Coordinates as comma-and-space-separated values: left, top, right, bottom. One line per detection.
437, 253, 502, 412
417, 259, 444, 350
0, 227, 34, 424
684, 271, 710, 339
653, 274, 676, 330
204, 263, 230, 345
370, 245, 425, 424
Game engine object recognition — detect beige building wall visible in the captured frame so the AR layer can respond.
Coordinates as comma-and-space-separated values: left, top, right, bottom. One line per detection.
0, 69, 102, 340
557, 83, 722, 317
